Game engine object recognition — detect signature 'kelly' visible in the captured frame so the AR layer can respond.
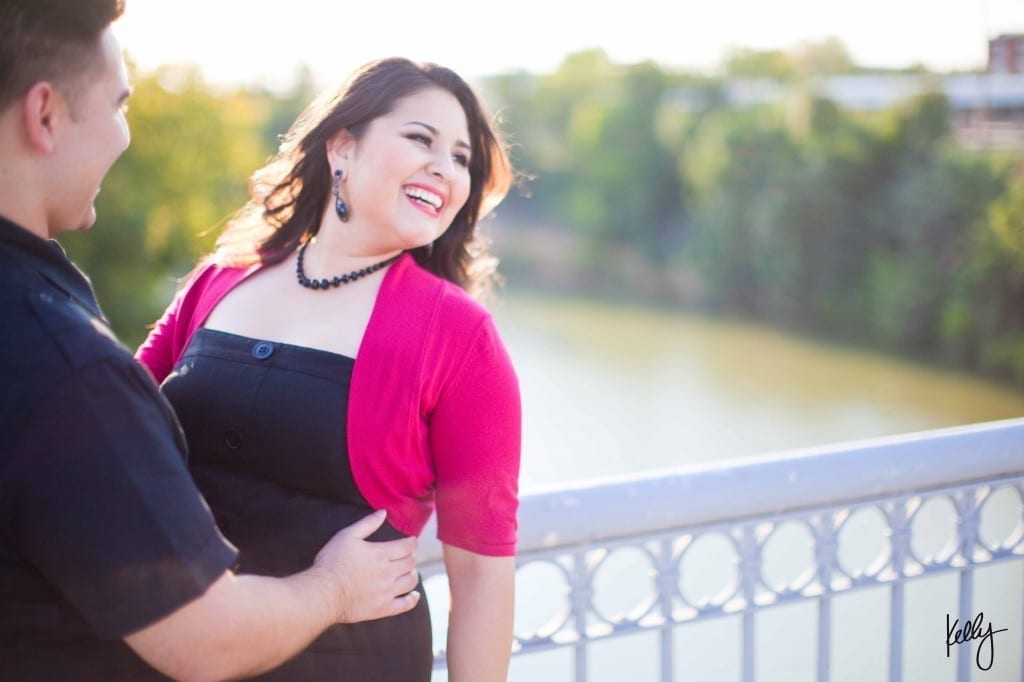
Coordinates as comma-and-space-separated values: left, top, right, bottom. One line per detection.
946, 612, 1008, 671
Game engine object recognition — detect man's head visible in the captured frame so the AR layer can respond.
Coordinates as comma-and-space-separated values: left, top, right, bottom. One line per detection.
0, 0, 126, 113
0, 0, 130, 238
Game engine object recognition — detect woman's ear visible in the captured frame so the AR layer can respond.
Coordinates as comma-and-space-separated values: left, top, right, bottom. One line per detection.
325, 128, 355, 164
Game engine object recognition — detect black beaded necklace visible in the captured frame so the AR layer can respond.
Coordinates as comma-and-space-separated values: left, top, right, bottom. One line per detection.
295, 241, 402, 290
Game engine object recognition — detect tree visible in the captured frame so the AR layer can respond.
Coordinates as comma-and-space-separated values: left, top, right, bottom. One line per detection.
793, 37, 857, 77
723, 48, 798, 81
60, 66, 272, 346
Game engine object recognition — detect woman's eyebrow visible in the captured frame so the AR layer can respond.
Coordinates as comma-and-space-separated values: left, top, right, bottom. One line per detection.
406, 121, 471, 152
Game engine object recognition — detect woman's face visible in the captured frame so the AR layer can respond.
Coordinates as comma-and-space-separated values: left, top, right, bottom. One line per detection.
332, 87, 473, 251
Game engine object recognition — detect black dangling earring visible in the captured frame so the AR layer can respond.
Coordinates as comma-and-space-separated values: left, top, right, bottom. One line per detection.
332, 169, 349, 222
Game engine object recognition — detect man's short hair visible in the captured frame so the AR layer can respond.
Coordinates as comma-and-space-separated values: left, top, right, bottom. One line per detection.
0, 0, 126, 112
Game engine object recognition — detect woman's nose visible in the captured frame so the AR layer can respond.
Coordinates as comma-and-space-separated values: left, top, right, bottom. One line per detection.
428, 153, 454, 180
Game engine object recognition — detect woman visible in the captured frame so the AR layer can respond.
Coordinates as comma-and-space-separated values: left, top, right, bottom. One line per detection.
136, 58, 520, 681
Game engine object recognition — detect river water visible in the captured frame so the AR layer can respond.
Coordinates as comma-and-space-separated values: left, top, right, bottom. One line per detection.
431, 293, 1024, 681
499, 294, 1024, 486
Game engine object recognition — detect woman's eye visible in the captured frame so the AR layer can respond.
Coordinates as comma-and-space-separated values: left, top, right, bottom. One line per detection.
407, 133, 431, 146
453, 153, 470, 168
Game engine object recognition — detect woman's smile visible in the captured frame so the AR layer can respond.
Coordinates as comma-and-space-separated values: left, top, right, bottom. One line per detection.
403, 183, 446, 218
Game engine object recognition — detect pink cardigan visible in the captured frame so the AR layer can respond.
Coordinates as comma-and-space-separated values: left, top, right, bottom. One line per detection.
136, 253, 520, 557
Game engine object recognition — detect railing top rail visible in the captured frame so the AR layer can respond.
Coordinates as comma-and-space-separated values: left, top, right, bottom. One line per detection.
419, 418, 1024, 562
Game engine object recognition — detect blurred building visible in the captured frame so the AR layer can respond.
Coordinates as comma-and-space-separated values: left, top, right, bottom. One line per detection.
671, 72, 1024, 151
988, 34, 1024, 73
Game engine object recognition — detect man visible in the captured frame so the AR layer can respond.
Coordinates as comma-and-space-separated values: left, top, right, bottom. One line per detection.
0, 1, 421, 678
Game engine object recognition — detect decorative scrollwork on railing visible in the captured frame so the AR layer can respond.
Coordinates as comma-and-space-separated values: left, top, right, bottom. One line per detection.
420, 421, 1024, 679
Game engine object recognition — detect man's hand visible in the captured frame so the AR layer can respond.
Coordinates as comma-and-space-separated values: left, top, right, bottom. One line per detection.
125, 510, 420, 679
314, 510, 421, 623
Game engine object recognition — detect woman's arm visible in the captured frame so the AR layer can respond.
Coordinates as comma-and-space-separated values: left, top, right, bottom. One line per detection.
429, 313, 521, 678
443, 544, 516, 682
136, 262, 245, 383
135, 267, 200, 382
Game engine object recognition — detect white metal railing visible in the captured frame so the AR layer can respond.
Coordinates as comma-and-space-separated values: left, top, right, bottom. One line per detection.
419, 418, 1024, 681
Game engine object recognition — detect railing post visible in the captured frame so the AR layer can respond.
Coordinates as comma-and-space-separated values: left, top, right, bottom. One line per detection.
739, 524, 761, 682
887, 500, 910, 682
955, 488, 981, 682
815, 512, 838, 682
570, 547, 592, 682
656, 537, 678, 682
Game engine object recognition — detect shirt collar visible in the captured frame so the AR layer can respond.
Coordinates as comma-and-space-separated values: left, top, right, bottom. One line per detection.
0, 213, 105, 320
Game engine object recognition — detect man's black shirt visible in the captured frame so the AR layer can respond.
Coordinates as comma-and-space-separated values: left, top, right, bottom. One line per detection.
0, 216, 237, 679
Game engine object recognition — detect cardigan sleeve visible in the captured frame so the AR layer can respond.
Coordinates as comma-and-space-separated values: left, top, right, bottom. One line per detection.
135, 263, 224, 384
430, 316, 521, 557
135, 282, 190, 384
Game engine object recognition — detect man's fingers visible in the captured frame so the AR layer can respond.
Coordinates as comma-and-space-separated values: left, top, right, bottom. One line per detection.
394, 568, 419, 595
389, 590, 421, 617
387, 553, 417, 577
343, 509, 387, 540
382, 536, 417, 561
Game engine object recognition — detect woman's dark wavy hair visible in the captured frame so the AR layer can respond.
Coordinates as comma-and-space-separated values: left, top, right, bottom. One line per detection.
213, 57, 513, 298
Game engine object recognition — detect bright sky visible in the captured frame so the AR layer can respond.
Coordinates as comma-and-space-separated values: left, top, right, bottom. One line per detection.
117, 0, 1024, 90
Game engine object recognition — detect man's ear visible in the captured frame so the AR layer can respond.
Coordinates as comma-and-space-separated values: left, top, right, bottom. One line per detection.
21, 82, 63, 154
325, 128, 356, 164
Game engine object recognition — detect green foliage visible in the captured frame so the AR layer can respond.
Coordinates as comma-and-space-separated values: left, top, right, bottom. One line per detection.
674, 90, 1021, 383
945, 161, 1024, 380
55, 48, 1024, 388
792, 37, 858, 77
722, 38, 857, 81
60, 66, 273, 347
724, 48, 799, 81
485, 50, 1024, 388
488, 53, 684, 270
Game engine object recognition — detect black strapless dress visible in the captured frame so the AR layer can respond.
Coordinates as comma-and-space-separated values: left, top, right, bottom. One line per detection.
161, 328, 432, 681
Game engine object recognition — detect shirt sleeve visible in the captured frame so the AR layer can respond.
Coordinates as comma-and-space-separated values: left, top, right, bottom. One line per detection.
5, 358, 238, 638
430, 317, 521, 557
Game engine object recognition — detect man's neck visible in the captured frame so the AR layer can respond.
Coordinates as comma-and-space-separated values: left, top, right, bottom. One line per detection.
0, 173, 49, 240
0, 112, 51, 240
